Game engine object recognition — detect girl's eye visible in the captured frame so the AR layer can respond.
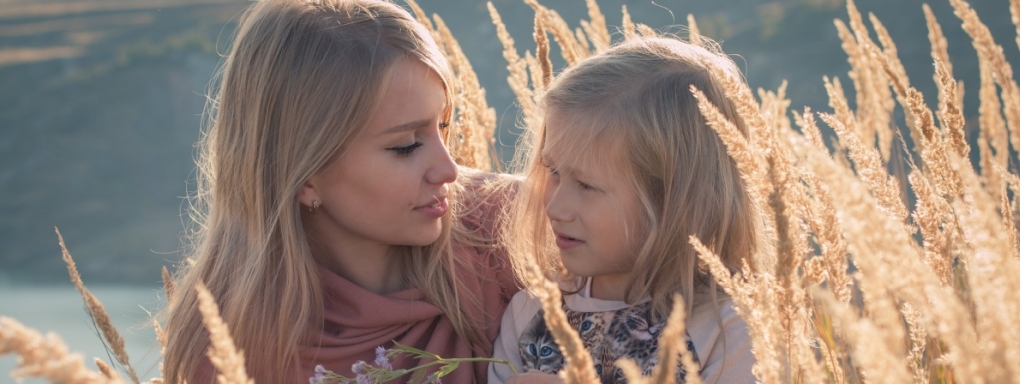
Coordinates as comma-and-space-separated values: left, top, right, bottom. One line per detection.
578, 180, 597, 191
438, 121, 450, 130
387, 142, 423, 156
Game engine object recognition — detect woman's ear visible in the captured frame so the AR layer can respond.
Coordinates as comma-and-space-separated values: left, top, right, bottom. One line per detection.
297, 178, 319, 209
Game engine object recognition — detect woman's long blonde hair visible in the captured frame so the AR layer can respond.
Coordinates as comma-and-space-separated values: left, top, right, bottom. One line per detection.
506, 36, 762, 320
162, 1, 483, 382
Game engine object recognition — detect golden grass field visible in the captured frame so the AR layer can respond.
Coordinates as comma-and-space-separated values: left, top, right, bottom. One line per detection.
3, 0, 1020, 382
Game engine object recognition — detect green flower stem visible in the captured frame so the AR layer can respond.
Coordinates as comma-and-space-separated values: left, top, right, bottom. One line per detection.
413, 357, 520, 376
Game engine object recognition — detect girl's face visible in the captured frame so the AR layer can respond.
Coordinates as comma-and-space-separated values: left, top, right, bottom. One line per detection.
301, 58, 457, 251
541, 109, 645, 300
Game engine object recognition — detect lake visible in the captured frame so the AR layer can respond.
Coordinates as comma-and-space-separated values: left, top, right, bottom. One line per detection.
0, 284, 165, 383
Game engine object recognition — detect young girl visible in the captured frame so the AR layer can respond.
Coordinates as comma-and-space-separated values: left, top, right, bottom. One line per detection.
162, 0, 517, 382
490, 36, 759, 384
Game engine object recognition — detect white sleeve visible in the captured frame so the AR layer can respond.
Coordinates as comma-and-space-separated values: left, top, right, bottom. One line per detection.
488, 290, 542, 384
687, 297, 756, 384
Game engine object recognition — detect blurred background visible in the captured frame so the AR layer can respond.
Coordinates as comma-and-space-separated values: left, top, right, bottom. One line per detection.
1, 0, 1018, 381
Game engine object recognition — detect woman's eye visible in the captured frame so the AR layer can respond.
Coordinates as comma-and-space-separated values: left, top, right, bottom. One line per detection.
387, 142, 423, 156
578, 181, 597, 191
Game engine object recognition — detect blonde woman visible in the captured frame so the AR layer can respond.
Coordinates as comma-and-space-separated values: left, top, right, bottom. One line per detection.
491, 36, 760, 383
161, 0, 517, 382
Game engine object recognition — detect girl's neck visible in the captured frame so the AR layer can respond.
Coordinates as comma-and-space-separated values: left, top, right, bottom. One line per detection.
589, 274, 632, 301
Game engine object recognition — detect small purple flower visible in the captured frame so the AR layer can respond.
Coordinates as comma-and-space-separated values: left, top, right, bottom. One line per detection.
426, 373, 441, 383
374, 346, 393, 370
355, 374, 374, 384
309, 364, 328, 384
351, 361, 369, 375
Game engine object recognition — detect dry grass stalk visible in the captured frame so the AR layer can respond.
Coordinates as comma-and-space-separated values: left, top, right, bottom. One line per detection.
621, 5, 636, 40
690, 237, 785, 383
906, 88, 963, 199
574, 27, 592, 56
615, 294, 703, 384
56, 228, 140, 384
951, 0, 1020, 166
901, 303, 929, 383
802, 170, 853, 303
534, 15, 553, 88
795, 107, 828, 154
690, 86, 771, 225
522, 0, 586, 66
925, 3, 960, 131
837, 0, 897, 160
615, 358, 648, 384
871, 13, 915, 132
814, 291, 913, 384
925, 4, 954, 85
687, 14, 702, 46
161, 266, 174, 299
1006, 181, 1020, 259
433, 14, 498, 171
978, 61, 1009, 202
935, 59, 969, 159
908, 166, 956, 285
96, 358, 122, 380
1013, 0, 1020, 53
636, 23, 656, 37
651, 294, 701, 384
0, 316, 117, 383
487, 2, 536, 118
823, 76, 858, 138
819, 113, 911, 224
409, 0, 498, 170
582, 0, 610, 51
195, 282, 254, 384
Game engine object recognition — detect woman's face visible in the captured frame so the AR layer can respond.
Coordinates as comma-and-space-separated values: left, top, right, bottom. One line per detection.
301, 57, 457, 251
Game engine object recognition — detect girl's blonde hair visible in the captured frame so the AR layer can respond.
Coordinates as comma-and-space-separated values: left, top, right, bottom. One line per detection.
507, 36, 761, 320
162, 0, 484, 382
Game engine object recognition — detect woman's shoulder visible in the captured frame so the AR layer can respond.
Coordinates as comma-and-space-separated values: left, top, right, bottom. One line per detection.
456, 167, 521, 206
453, 167, 520, 239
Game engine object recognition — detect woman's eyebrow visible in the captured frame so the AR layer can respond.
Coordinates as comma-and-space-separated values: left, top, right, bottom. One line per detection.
382, 118, 433, 135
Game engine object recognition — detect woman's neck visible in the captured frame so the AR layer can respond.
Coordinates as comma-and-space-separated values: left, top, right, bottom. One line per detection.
309, 233, 406, 294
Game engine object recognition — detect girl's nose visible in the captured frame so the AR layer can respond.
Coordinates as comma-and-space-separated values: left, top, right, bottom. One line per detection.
544, 186, 574, 222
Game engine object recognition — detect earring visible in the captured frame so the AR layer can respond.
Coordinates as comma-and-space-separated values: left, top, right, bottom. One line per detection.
309, 200, 320, 214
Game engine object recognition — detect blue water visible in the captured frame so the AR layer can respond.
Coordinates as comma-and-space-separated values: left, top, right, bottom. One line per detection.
0, 285, 165, 383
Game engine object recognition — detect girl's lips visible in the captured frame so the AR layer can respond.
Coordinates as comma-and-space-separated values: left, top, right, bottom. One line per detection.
414, 197, 448, 218
555, 234, 584, 250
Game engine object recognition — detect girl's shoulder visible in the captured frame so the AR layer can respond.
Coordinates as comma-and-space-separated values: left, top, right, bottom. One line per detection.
687, 295, 756, 383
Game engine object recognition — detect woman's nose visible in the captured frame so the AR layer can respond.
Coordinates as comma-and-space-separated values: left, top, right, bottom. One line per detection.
425, 140, 458, 185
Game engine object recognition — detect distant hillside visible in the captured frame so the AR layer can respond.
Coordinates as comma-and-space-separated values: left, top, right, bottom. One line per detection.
0, 0, 1017, 285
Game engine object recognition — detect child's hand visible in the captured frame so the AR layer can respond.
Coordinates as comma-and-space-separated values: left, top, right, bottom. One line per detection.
505, 370, 565, 384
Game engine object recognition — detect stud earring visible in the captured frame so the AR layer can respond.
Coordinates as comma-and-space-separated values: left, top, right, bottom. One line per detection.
309, 200, 320, 214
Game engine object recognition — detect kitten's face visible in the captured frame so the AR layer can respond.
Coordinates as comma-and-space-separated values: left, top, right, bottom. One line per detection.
519, 312, 565, 373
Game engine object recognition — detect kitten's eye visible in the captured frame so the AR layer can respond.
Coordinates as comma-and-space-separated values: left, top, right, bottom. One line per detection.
581, 320, 592, 331
540, 346, 554, 357
528, 345, 538, 357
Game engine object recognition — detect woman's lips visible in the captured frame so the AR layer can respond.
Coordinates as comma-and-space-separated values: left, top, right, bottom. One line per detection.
414, 197, 448, 218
